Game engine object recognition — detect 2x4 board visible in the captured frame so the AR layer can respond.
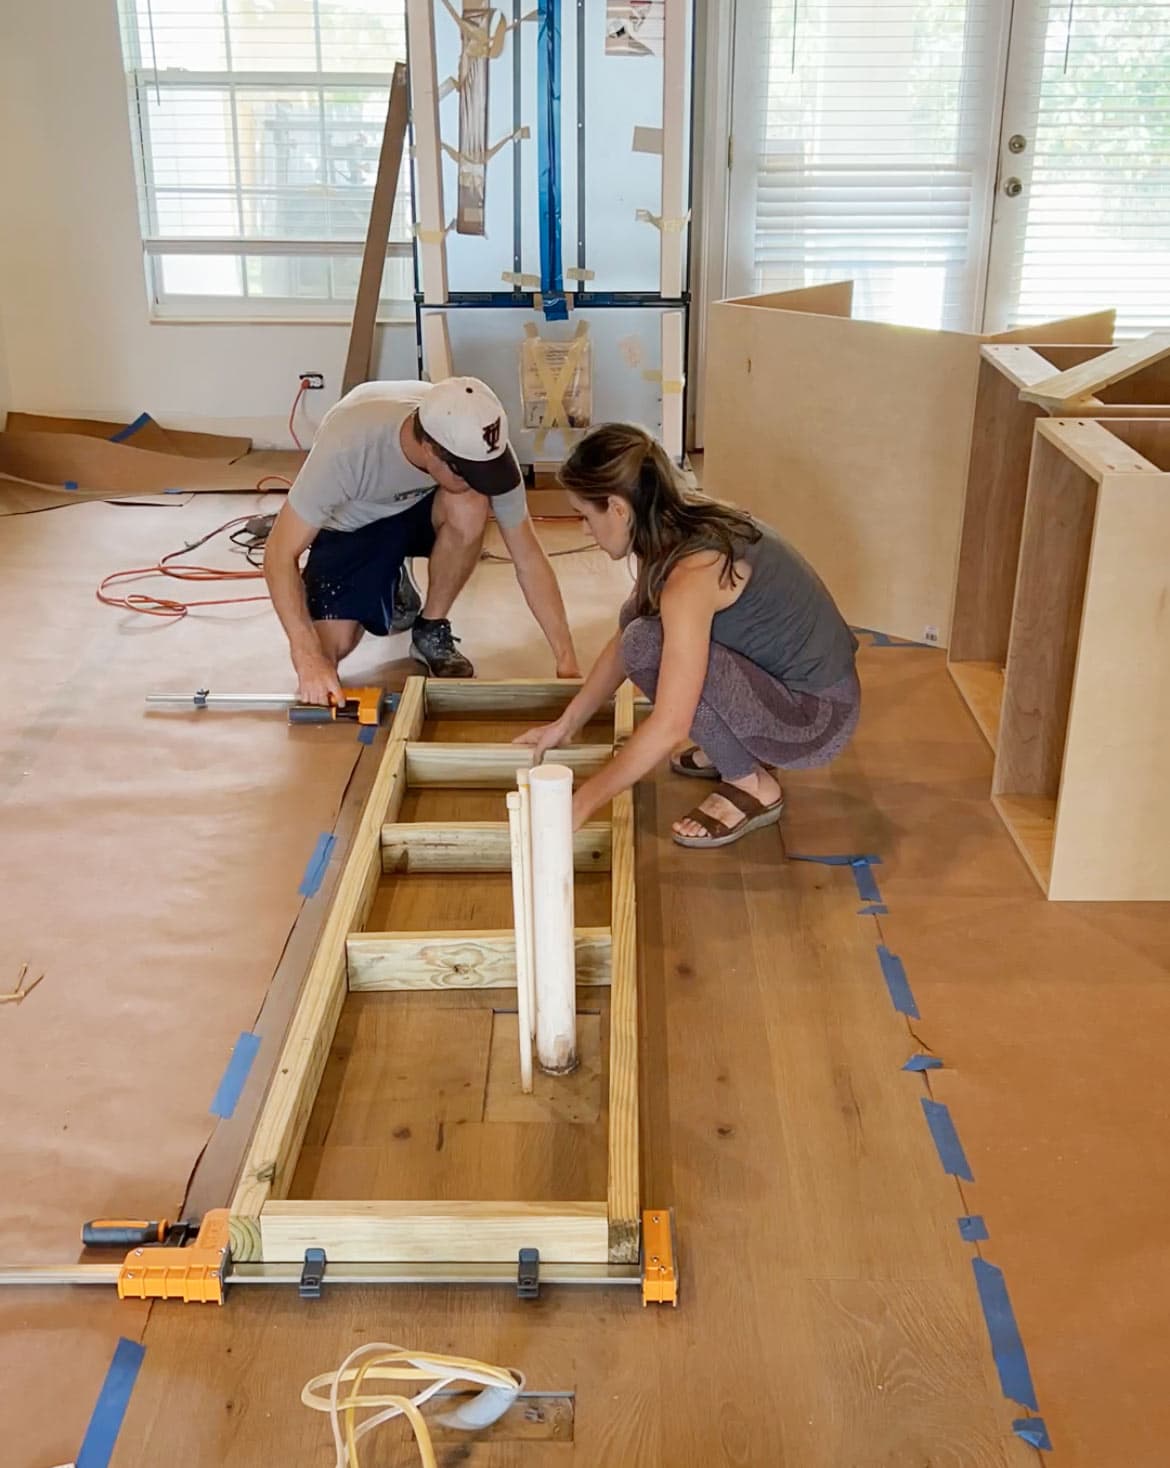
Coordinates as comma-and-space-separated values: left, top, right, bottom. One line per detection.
226, 677, 642, 1270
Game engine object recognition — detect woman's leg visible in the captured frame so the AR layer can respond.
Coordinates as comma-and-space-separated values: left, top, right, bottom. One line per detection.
620, 617, 860, 839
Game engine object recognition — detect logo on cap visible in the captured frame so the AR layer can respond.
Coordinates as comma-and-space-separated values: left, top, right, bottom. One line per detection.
482, 416, 502, 453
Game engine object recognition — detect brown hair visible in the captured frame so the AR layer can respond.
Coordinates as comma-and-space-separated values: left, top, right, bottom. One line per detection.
411, 409, 458, 468
558, 423, 760, 615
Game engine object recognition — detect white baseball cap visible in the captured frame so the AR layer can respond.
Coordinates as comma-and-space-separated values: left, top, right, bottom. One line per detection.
417, 376, 522, 496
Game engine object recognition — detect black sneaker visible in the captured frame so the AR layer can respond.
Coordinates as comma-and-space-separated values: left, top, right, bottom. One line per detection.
409, 617, 475, 678
389, 559, 422, 634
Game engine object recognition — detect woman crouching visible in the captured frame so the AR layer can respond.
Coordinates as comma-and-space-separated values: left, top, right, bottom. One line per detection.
516, 424, 860, 848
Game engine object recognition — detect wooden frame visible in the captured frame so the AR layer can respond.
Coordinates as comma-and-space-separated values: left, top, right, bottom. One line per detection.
992, 418, 1170, 901
949, 339, 1170, 749
228, 677, 642, 1265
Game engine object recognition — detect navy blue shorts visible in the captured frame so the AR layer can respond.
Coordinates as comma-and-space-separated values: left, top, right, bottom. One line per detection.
303, 493, 437, 636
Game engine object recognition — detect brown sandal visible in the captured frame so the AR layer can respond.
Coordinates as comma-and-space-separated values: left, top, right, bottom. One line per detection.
671, 781, 785, 849
670, 745, 720, 780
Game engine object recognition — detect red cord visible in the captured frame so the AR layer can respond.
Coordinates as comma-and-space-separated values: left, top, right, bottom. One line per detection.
96, 513, 271, 619
288, 378, 311, 451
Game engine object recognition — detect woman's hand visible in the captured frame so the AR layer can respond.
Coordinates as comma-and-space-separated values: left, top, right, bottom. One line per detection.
512, 718, 569, 767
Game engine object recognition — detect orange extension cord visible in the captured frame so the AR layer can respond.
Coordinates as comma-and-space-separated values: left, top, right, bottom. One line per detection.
96, 486, 289, 619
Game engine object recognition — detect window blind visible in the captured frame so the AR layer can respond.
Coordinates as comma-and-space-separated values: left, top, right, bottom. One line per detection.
995, 1, 1170, 336
745, 0, 1003, 330
117, 1, 411, 314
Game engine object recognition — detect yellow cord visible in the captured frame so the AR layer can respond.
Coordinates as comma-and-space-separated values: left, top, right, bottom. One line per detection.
302, 1343, 524, 1468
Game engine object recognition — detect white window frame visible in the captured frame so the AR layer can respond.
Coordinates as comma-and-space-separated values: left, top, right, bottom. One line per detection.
123, 14, 415, 323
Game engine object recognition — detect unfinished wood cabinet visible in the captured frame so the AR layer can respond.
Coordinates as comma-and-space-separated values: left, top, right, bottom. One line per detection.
949, 337, 1170, 749
992, 418, 1170, 901
227, 677, 645, 1268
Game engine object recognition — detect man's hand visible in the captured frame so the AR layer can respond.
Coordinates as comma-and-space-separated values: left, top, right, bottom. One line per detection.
513, 718, 568, 767
555, 654, 582, 679
295, 651, 343, 707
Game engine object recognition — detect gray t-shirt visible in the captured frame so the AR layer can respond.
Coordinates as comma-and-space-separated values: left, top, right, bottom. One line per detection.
288, 380, 528, 533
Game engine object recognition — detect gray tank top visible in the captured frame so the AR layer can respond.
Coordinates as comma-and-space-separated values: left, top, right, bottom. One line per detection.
710, 523, 858, 694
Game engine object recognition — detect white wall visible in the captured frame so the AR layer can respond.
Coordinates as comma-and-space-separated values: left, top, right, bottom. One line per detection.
0, 2, 416, 446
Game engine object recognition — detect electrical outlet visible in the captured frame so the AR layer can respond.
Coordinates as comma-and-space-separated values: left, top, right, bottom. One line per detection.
300, 372, 325, 390
922, 625, 940, 644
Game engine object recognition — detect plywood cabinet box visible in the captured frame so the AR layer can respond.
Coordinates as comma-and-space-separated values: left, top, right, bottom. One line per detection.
702, 281, 1114, 646
949, 335, 1170, 748
992, 418, 1170, 902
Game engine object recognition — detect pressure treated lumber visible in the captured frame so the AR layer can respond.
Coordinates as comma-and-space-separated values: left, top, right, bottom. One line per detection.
380, 820, 611, 872
258, 1200, 610, 1263
423, 677, 596, 715
1020, 332, 1170, 411
346, 928, 612, 990
404, 741, 609, 787
229, 678, 426, 1222
607, 682, 640, 1262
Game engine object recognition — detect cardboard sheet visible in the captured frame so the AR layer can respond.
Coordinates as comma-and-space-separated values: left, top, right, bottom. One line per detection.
0, 495, 366, 1466
0, 431, 304, 509
4, 411, 253, 459
0, 506, 632, 1467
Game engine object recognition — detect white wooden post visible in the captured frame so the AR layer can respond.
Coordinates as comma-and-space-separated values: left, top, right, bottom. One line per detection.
527, 763, 578, 1073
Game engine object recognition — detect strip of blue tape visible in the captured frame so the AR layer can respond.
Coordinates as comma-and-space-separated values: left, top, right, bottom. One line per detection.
788, 852, 884, 903
851, 625, 936, 650
536, 0, 567, 321
959, 1214, 989, 1242
972, 1259, 1039, 1410
299, 831, 336, 897
108, 412, 152, 443
921, 1098, 974, 1181
903, 1053, 942, 1072
858, 903, 889, 916
877, 944, 919, 1018
209, 1031, 261, 1119
76, 1337, 146, 1468
358, 724, 377, 745
64, 480, 79, 491
1013, 1417, 1053, 1451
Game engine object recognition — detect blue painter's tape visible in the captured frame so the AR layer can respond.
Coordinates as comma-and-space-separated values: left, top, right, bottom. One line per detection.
64, 480, 79, 491
209, 1031, 261, 1118
878, 945, 919, 1018
358, 724, 377, 745
851, 625, 936, 650
959, 1214, 989, 1242
973, 1259, 1039, 1409
850, 857, 882, 903
299, 832, 336, 898
858, 903, 889, 916
787, 852, 884, 904
76, 1337, 146, 1468
108, 412, 152, 443
1013, 1417, 1052, 1451
902, 1053, 942, 1072
921, 1098, 974, 1181
536, 0, 565, 321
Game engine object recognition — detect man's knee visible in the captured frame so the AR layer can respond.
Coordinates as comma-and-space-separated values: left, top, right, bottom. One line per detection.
315, 619, 363, 662
620, 616, 663, 677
